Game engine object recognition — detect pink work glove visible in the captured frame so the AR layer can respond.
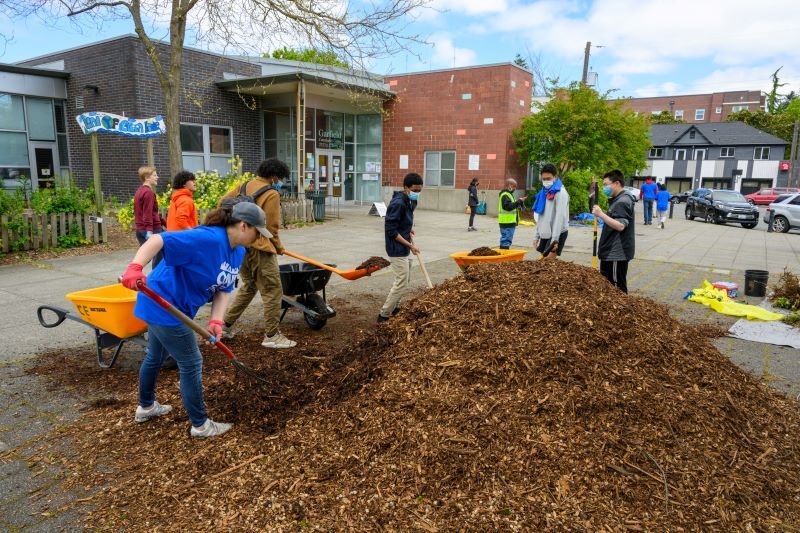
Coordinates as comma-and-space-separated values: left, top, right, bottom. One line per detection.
121, 263, 146, 291
208, 319, 224, 342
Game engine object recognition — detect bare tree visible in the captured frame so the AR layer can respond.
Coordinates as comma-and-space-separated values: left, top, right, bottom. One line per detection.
3, 0, 428, 175
521, 45, 561, 98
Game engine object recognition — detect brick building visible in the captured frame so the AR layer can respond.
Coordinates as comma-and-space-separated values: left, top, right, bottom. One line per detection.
614, 90, 766, 124
381, 64, 532, 213
2, 35, 532, 213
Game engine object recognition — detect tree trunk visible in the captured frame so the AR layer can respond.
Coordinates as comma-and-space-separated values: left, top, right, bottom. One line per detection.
163, 84, 182, 177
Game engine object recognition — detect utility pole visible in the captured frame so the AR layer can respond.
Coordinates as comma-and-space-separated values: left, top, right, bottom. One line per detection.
581, 41, 591, 86
790, 120, 800, 188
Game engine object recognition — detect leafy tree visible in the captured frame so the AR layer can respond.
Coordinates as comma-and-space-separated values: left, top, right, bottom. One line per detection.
649, 110, 685, 124
513, 53, 529, 70
269, 47, 350, 68
767, 67, 788, 114
514, 84, 650, 179
726, 109, 800, 158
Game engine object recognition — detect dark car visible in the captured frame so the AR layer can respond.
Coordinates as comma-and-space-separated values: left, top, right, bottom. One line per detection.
671, 189, 695, 204
685, 188, 759, 228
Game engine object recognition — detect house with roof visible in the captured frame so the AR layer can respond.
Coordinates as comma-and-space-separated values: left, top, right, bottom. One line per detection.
636, 122, 788, 195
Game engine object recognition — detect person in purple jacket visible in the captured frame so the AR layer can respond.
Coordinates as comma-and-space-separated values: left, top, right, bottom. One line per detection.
639, 178, 659, 225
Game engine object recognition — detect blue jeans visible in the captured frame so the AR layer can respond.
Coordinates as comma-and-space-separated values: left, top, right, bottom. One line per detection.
643, 199, 654, 224
136, 228, 164, 269
139, 323, 207, 427
499, 226, 516, 249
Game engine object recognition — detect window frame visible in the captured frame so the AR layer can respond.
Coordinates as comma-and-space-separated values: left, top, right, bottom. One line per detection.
674, 148, 687, 161
754, 146, 770, 160
715, 106, 722, 114
648, 147, 663, 158
694, 108, 705, 121
720, 147, 735, 158
180, 122, 234, 173
423, 150, 456, 188
674, 110, 684, 120
732, 104, 749, 112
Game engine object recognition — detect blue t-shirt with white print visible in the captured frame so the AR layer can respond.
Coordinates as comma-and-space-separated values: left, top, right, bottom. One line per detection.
134, 225, 245, 326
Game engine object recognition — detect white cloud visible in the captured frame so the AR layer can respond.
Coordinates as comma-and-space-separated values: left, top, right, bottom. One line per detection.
429, 0, 509, 15
479, 0, 800, 82
631, 81, 681, 98
690, 65, 800, 94
428, 33, 477, 68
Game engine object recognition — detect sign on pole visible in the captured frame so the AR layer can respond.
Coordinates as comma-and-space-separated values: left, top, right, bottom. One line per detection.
76, 112, 166, 137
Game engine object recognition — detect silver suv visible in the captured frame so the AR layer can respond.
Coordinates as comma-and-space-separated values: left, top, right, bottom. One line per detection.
764, 193, 800, 233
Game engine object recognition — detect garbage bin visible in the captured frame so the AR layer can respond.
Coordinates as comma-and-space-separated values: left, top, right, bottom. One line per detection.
305, 190, 326, 221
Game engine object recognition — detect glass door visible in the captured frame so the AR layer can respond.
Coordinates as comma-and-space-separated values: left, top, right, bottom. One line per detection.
317, 150, 345, 197
331, 153, 343, 197
317, 151, 329, 193
30, 142, 58, 189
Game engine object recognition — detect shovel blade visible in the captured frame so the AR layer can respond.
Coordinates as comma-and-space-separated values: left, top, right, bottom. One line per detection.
338, 265, 386, 280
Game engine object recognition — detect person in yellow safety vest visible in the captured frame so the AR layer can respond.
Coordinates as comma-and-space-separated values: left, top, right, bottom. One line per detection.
498, 178, 527, 249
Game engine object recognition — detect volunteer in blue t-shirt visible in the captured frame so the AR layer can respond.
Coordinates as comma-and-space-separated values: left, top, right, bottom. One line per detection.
121, 202, 272, 438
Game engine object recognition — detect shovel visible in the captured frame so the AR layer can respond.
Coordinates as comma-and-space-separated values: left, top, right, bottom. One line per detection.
416, 252, 434, 289
136, 281, 269, 384
283, 250, 387, 281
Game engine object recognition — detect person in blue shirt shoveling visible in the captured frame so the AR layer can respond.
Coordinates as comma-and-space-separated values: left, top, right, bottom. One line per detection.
498, 178, 527, 249
531, 163, 570, 258
121, 202, 270, 438
377, 172, 423, 323
639, 177, 658, 225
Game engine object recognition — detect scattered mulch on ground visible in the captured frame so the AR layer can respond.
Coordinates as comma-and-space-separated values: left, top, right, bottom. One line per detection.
0, 222, 137, 266
355, 256, 391, 271
467, 246, 500, 257
23, 261, 800, 530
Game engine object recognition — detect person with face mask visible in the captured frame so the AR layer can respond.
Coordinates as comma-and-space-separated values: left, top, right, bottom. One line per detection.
531, 163, 570, 258
219, 158, 296, 349
592, 169, 636, 293
377, 172, 424, 323
497, 178, 528, 249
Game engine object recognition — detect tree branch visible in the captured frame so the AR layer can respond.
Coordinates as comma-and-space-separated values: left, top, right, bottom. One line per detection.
61, 0, 131, 17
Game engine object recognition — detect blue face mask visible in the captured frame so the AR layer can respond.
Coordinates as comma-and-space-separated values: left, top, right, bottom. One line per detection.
272, 180, 283, 191
602, 185, 612, 196
408, 191, 420, 201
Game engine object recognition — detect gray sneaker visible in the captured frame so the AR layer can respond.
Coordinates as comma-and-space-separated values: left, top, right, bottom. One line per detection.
221, 324, 236, 340
261, 331, 297, 349
134, 401, 173, 423
190, 419, 233, 438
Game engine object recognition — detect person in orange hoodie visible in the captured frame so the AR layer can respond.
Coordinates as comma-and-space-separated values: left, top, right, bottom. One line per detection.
167, 171, 199, 231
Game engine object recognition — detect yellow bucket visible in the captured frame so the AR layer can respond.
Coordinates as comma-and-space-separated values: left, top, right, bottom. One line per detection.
65, 284, 147, 339
449, 249, 528, 271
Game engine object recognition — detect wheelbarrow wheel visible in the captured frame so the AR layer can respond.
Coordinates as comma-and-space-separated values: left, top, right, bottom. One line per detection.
304, 313, 327, 330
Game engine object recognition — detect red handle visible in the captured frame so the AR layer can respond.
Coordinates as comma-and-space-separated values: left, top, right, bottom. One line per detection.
136, 280, 235, 360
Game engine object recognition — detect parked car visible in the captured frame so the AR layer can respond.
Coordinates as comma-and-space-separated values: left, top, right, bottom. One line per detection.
685, 189, 759, 228
671, 189, 695, 204
622, 186, 640, 202
764, 193, 800, 233
744, 187, 800, 205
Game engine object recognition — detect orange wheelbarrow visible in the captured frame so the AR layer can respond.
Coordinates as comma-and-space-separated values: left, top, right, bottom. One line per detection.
449, 248, 527, 272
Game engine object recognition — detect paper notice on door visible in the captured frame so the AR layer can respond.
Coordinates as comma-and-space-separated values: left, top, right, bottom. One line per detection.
399, 155, 409, 169
469, 154, 480, 171
42, 169, 51, 176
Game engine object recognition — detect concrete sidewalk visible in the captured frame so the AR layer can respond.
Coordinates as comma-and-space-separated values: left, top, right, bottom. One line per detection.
0, 205, 799, 362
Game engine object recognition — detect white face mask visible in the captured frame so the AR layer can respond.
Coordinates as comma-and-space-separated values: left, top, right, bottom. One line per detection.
542, 180, 554, 188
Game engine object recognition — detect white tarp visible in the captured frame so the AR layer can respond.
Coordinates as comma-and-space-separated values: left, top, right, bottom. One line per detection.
728, 301, 800, 349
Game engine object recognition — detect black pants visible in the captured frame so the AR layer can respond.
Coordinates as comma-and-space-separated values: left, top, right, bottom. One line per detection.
136, 228, 164, 269
537, 231, 569, 257
600, 260, 629, 293
468, 205, 477, 227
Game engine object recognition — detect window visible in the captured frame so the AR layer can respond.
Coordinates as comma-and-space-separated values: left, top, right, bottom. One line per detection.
650, 110, 662, 115
694, 149, 707, 160
675, 149, 687, 160
720, 147, 735, 158
689, 130, 696, 139
0, 93, 25, 130
790, 196, 800, 206
695, 108, 705, 120
754, 146, 770, 160
732, 104, 749, 112
180, 123, 233, 174
648, 147, 663, 158
26, 98, 55, 141
424, 150, 456, 187
715, 106, 722, 114
674, 110, 683, 120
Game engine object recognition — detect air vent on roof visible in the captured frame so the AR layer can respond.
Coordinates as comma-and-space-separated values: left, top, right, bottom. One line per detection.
75, 96, 84, 110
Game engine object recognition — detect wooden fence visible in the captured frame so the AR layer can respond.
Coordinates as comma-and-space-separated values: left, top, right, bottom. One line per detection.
0, 212, 108, 252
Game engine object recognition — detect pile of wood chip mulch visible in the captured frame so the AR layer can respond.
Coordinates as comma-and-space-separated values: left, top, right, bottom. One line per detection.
467, 246, 500, 256
25, 261, 800, 530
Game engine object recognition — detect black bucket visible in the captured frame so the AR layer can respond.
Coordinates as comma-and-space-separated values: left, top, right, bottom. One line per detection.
744, 270, 769, 297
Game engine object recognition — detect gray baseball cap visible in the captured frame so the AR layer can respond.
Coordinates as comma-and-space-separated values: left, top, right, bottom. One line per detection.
232, 202, 273, 239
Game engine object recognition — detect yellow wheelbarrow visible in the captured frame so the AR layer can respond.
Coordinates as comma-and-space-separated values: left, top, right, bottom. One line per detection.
449, 249, 527, 272
37, 284, 147, 368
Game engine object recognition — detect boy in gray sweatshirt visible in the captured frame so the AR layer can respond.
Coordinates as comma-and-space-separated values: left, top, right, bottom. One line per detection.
532, 163, 570, 258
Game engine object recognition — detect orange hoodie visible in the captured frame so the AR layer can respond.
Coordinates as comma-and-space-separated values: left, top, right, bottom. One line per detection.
166, 188, 199, 231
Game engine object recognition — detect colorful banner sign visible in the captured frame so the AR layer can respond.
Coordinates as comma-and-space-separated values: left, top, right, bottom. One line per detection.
76, 112, 165, 137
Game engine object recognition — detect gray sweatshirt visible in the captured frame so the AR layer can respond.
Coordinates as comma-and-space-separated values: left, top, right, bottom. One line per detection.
533, 188, 570, 240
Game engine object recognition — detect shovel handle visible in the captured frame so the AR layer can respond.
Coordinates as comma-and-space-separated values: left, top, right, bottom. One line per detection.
282, 250, 344, 275
416, 253, 433, 289
136, 281, 235, 360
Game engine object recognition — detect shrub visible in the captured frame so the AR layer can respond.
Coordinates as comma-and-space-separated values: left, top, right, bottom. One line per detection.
31, 180, 94, 215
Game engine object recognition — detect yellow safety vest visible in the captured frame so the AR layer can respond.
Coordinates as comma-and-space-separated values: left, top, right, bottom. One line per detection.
497, 190, 519, 224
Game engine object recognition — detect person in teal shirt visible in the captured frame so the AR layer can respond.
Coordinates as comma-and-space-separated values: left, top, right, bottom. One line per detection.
121, 202, 271, 438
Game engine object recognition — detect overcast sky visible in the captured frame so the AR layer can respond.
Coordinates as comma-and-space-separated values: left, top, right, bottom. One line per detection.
1, 0, 798, 98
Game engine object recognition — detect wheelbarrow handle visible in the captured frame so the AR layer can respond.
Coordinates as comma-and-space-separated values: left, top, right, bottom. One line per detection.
135, 281, 235, 360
